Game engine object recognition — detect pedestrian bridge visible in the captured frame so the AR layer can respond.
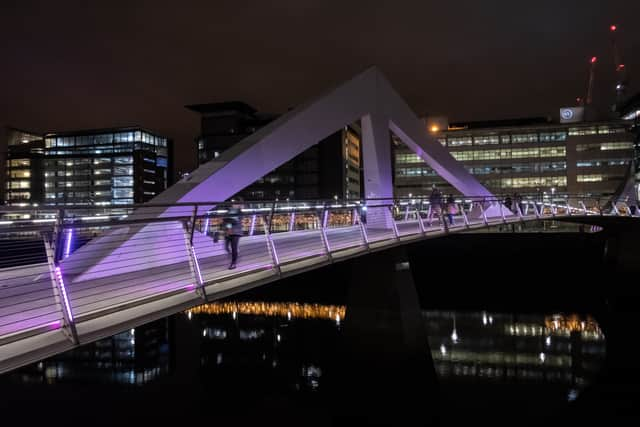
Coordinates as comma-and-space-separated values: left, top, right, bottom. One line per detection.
0, 196, 636, 373
1, 66, 638, 372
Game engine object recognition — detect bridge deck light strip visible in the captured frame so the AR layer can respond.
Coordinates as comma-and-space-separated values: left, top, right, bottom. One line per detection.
54, 266, 74, 322
64, 228, 73, 259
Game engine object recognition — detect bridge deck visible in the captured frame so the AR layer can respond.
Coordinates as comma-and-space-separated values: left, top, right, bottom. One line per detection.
0, 213, 597, 372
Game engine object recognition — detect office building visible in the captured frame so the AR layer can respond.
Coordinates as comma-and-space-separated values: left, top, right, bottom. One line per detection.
1, 127, 44, 206
619, 93, 640, 200
394, 115, 635, 200
41, 127, 172, 206
187, 102, 362, 201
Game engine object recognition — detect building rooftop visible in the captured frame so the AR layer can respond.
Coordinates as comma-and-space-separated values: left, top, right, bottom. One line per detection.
443, 118, 630, 133
448, 117, 552, 130
44, 126, 166, 138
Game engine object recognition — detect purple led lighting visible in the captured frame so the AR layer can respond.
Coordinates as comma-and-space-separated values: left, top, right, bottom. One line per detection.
204, 217, 210, 235
190, 246, 204, 285
54, 266, 74, 322
64, 228, 73, 259
48, 320, 62, 330
185, 284, 196, 291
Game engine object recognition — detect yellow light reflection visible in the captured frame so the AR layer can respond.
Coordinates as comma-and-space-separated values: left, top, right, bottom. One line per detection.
188, 301, 346, 321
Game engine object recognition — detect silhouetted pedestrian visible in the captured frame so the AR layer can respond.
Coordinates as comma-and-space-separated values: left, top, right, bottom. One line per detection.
445, 194, 456, 225
222, 203, 243, 269
428, 186, 443, 226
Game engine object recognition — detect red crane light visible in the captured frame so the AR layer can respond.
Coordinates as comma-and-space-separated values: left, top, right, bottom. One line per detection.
591, 56, 597, 64
610, 25, 617, 32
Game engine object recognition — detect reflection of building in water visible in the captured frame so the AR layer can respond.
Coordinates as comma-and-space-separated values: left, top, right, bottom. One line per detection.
9, 319, 170, 386
426, 311, 605, 400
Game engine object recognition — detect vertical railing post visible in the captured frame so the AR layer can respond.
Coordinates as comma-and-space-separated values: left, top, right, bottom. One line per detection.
390, 204, 400, 240
249, 214, 257, 236
611, 200, 620, 216
183, 205, 206, 300
43, 210, 79, 344
53, 208, 65, 263
460, 202, 470, 228
319, 208, 333, 262
288, 211, 296, 232
579, 200, 588, 215
417, 203, 427, 235
534, 202, 541, 219
268, 201, 277, 233
355, 208, 370, 251
480, 202, 489, 226
515, 200, 524, 222
263, 214, 281, 275
499, 201, 507, 224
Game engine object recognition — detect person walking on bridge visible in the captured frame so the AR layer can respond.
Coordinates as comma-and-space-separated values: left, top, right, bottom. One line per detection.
428, 185, 443, 226
445, 194, 456, 226
222, 202, 243, 269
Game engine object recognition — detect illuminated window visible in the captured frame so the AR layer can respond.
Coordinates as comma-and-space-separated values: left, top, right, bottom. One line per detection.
539, 147, 566, 157
512, 134, 538, 144
577, 174, 603, 182
473, 135, 499, 145
539, 131, 567, 142
600, 142, 634, 151
569, 127, 597, 136
448, 137, 472, 147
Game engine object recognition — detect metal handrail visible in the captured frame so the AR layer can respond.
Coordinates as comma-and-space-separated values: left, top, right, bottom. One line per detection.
0, 193, 638, 357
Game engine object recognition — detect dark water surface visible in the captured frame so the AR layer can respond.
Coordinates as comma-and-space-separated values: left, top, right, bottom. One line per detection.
0, 233, 638, 425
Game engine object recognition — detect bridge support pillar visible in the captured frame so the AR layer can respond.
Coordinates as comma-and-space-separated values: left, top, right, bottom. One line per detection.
327, 247, 438, 425
361, 113, 394, 230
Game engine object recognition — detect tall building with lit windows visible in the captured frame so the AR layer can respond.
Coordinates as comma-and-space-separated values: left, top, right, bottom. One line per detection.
619, 93, 640, 200
41, 127, 172, 206
187, 102, 362, 201
1, 126, 44, 206
393, 117, 635, 199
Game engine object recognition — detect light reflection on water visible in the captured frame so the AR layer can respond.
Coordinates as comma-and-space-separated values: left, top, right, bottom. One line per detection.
3, 302, 606, 408
424, 311, 605, 402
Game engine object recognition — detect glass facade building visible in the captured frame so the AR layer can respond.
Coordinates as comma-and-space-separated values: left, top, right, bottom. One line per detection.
3, 127, 171, 207
41, 128, 171, 206
393, 119, 635, 198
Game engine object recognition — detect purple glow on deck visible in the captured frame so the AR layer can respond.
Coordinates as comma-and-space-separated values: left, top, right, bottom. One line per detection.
54, 266, 74, 321
64, 228, 73, 259
185, 284, 196, 291
48, 320, 62, 330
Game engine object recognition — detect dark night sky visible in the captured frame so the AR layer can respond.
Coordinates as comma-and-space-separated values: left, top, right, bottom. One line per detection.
2, 0, 640, 173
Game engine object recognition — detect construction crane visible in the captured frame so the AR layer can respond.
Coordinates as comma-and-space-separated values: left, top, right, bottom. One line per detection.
610, 24, 628, 109
584, 56, 597, 107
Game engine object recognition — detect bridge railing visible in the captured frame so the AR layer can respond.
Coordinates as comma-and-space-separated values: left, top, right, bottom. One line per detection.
0, 194, 637, 344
